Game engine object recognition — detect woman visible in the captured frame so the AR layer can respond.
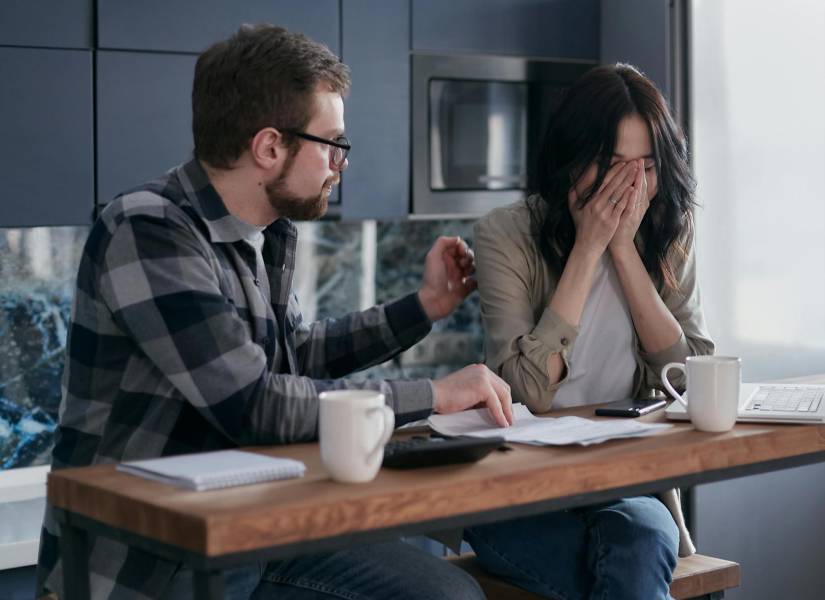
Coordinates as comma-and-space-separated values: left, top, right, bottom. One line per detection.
468, 64, 714, 599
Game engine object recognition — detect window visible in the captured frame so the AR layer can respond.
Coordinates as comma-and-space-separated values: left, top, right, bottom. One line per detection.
691, 0, 825, 379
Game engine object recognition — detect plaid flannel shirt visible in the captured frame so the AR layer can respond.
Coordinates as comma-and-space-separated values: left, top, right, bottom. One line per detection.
36, 158, 435, 599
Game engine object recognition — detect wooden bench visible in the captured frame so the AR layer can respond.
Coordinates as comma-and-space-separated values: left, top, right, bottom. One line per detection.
449, 553, 740, 600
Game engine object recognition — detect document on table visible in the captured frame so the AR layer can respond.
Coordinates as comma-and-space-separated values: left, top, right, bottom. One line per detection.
428, 404, 671, 446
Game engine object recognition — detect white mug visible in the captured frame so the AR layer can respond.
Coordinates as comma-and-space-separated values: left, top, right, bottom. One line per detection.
661, 356, 741, 432
318, 390, 394, 483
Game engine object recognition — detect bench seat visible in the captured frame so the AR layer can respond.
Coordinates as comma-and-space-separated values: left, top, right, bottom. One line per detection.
448, 552, 740, 600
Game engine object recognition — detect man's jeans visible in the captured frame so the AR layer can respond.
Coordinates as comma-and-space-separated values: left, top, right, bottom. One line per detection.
464, 495, 680, 600
161, 540, 484, 600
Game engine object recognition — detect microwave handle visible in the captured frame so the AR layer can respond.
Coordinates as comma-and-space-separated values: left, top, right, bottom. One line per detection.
478, 174, 525, 185
429, 80, 447, 190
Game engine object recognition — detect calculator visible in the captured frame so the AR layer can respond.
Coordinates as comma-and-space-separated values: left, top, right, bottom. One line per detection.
381, 435, 506, 469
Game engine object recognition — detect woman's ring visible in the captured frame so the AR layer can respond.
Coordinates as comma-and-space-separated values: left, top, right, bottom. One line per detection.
609, 196, 620, 205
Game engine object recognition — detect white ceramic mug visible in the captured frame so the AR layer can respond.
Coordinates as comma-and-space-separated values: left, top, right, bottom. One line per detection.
661, 356, 741, 432
318, 390, 395, 483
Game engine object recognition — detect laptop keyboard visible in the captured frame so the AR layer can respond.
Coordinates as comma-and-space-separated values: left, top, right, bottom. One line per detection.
746, 385, 824, 413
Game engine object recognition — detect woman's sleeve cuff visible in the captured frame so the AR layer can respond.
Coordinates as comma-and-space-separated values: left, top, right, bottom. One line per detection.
640, 331, 692, 370
516, 306, 579, 392
533, 306, 579, 354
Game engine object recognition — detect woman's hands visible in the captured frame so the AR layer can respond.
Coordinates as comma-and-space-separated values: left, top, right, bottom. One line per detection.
609, 158, 650, 255
569, 161, 639, 259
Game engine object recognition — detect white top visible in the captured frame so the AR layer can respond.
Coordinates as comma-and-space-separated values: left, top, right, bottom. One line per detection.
245, 228, 266, 254
552, 254, 636, 408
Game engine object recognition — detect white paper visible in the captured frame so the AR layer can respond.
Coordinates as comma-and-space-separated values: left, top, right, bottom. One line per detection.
428, 404, 671, 446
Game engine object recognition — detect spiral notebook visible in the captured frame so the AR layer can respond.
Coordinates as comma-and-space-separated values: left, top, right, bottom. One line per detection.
117, 449, 306, 491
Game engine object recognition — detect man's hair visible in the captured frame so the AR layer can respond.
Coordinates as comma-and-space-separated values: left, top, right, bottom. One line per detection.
192, 24, 351, 169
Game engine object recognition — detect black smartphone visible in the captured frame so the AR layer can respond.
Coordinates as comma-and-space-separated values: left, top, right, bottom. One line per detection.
594, 397, 667, 418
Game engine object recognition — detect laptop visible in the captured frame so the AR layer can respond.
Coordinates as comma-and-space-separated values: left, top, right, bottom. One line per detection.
665, 383, 825, 425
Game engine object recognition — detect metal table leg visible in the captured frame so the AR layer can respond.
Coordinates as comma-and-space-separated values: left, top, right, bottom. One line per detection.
59, 520, 91, 600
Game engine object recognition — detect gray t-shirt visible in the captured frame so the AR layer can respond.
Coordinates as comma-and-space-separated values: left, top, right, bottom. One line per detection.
233, 216, 270, 304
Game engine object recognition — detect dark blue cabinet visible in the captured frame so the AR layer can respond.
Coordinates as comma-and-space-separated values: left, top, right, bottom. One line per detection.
412, 0, 599, 59
96, 51, 197, 205
0, 0, 92, 49
341, 0, 410, 220
0, 0, 608, 226
97, 0, 339, 54
0, 47, 93, 226
600, 0, 670, 102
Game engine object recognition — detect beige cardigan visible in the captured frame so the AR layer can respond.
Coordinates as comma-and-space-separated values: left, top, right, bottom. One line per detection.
472, 197, 715, 557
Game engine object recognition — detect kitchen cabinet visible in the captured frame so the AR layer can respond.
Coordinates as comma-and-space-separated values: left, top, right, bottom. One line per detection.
341, 0, 410, 220
0, 0, 608, 225
601, 0, 670, 102
97, 0, 339, 55
0, 0, 92, 49
0, 47, 93, 226
412, 0, 599, 59
96, 51, 197, 205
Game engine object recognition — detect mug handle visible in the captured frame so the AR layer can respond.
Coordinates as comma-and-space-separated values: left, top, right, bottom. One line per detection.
364, 405, 395, 465
661, 362, 689, 408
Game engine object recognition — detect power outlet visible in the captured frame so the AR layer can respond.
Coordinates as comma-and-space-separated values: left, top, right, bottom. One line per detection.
400, 332, 476, 367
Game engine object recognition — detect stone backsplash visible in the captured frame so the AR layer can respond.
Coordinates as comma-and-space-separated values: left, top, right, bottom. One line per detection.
0, 219, 483, 471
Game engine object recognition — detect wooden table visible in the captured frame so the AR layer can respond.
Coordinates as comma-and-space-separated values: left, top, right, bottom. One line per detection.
49, 383, 825, 600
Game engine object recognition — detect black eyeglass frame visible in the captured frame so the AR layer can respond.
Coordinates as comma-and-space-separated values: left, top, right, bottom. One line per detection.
283, 130, 351, 167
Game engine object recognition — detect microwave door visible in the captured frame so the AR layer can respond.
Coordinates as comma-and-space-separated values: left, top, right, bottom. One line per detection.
429, 80, 527, 193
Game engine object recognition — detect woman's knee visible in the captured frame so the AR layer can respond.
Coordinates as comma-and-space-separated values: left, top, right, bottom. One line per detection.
596, 497, 679, 563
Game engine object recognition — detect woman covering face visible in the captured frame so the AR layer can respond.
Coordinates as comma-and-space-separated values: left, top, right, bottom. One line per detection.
466, 64, 714, 600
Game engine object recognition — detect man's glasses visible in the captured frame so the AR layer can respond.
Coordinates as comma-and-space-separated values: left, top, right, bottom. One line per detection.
285, 130, 351, 169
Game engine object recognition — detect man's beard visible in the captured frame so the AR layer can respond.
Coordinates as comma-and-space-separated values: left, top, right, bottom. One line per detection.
265, 159, 333, 221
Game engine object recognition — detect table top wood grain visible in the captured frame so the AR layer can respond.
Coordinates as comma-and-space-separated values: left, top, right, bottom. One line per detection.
48, 378, 825, 559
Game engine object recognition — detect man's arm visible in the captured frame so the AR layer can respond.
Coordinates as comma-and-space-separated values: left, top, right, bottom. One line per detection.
291, 292, 432, 378
290, 232, 512, 426
97, 210, 433, 445
292, 235, 473, 379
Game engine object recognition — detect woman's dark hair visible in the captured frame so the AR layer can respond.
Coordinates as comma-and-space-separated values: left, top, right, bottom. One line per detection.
192, 24, 351, 169
530, 63, 696, 290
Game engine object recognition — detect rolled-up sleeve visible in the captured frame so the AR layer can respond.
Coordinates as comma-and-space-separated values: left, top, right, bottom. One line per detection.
640, 228, 715, 392
474, 210, 577, 413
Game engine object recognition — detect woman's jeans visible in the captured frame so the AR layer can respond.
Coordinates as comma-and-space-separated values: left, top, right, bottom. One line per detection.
161, 539, 484, 600
464, 495, 680, 600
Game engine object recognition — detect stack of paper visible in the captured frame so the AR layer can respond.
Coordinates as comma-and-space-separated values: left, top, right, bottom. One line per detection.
428, 404, 671, 446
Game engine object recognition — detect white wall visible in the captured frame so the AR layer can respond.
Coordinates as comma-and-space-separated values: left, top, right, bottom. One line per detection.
692, 0, 825, 381
690, 2, 825, 598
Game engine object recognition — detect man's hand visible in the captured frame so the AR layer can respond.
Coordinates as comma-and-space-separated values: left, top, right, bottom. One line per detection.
418, 236, 477, 322
432, 364, 514, 428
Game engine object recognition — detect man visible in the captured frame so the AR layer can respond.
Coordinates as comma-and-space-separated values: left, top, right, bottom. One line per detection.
36, 24, 513, 600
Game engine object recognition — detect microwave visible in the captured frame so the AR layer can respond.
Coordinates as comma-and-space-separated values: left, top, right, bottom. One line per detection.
411, 52, 595, 217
